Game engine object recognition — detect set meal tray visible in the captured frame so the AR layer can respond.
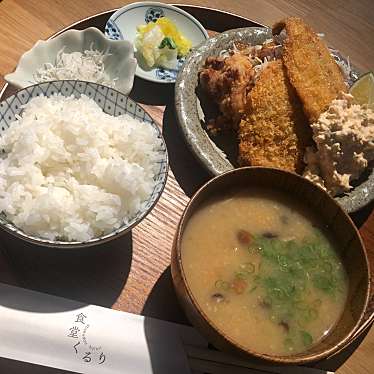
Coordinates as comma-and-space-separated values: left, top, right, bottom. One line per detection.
0, 5, 373, 373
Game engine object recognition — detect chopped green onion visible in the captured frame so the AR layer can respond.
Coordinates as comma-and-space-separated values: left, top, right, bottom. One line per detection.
235, 271, 249, 280
272, 288, 286, 300
294, 300, 307, 310
227, 231, 346, 341
284, 284, 296, 297
322, 261, 333, 272
300, 330, 313, 346
277, 255, 288, 268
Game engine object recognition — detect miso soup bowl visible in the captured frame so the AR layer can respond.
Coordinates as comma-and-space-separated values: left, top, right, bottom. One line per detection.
171, 167, 371, 365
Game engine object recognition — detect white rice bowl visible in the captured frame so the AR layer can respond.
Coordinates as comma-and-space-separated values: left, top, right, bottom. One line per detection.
0, 94, 163, 242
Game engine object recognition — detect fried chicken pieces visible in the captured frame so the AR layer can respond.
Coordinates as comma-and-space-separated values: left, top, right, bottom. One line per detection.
199, 53, 254, 133
273, 17, 347, 122
198, 17, 346, 173
238, 60, 310, 172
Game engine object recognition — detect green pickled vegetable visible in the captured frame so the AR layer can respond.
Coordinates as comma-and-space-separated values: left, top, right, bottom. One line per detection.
159, 37, 177, 49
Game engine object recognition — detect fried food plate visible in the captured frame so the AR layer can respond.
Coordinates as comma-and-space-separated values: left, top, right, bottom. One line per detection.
174, 27, 373, 213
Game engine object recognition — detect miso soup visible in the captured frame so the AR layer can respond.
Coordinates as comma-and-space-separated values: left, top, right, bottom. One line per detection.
181, 189, 348, 356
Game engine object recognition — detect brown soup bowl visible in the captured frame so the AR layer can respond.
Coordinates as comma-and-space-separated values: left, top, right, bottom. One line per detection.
171, 167, 371, 365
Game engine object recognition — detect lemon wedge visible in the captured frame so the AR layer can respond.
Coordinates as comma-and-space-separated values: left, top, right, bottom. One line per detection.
349, 72, 374, 109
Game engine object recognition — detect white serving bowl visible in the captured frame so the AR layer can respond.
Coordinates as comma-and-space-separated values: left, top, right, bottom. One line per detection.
5, 27, 137, 95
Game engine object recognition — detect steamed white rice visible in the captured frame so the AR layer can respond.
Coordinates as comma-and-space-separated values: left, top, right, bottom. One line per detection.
0, 94, 162, 241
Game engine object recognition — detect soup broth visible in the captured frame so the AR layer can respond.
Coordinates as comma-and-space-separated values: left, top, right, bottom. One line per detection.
181, 189, 348, 356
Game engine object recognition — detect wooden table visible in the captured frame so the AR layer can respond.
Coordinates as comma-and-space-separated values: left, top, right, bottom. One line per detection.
0, 0, 374, 373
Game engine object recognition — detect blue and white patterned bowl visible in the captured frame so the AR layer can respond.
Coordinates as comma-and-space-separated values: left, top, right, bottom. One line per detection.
0, 80, 168, 248
105, 2, 209, 83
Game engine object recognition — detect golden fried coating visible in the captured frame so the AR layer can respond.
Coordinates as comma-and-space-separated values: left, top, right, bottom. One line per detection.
273, 17, 347, 122
238, 60, 311, 173
199, 53, 254, 133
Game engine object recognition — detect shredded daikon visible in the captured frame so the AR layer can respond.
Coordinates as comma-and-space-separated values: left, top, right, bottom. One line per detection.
34, 46, 116, 87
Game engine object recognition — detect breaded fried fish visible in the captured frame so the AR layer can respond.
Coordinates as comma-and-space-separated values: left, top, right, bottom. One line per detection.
273, 17, 347, 122
238, 60, 311, 173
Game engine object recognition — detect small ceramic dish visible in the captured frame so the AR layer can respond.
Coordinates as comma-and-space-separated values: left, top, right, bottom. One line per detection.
105, 2, 209, 83
5, 27, 137, 95
171, 167, 371, 365
174, 27, 369, 213
0, 80, 168, 248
